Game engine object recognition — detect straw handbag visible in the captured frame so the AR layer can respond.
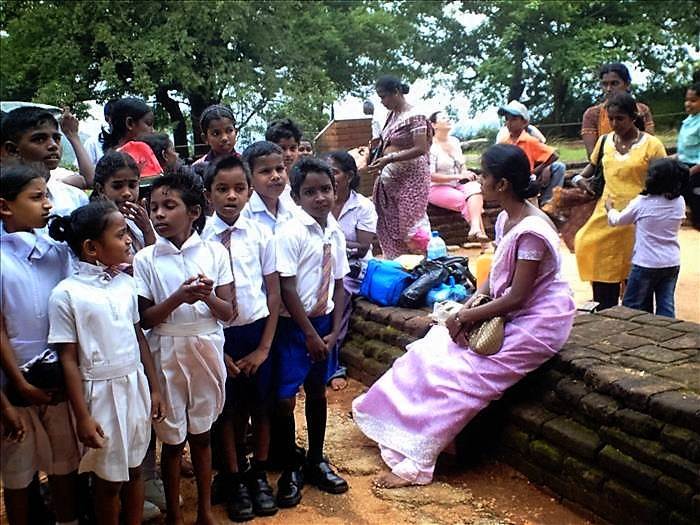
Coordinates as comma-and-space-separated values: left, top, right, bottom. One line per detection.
465, 294, 505, 356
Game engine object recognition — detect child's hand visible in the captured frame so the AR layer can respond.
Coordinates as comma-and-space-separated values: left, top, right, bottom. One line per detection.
322, 332, 339, 354
195, 274, 214, 299
17, 381, 53, 406
306, 332, 328, 362
235, 347, 269, 377
59, 108, 80, 139
605, 197, 614, 211
1, 404, 26, 443
224, 354, 241, 378
120, 200, 151, 234
77, 416, 106, 449
175, 276, 210, 304
150, 391, 166, 423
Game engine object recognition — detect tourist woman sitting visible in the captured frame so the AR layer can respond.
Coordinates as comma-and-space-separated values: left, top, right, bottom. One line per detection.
368, 75, 432, 258
353, 144, 575, 488
428, 111, 488, 243
581, 63, 655, 159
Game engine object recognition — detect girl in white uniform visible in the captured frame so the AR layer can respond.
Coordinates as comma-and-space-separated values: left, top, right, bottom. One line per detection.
133, 172, 234, 525
47, 200, 164, 525
0, 164, 80, 525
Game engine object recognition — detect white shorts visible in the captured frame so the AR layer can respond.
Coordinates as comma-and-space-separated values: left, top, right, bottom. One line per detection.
1, 402, 80, 490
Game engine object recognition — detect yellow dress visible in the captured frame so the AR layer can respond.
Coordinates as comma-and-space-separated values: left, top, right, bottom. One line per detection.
575, 132, 666, 283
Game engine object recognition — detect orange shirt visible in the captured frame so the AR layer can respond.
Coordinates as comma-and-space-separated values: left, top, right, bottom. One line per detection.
505, 131, 555, 172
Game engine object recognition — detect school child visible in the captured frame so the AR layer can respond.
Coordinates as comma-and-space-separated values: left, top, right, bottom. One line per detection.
240, 141, 297, 233
265, 118, 303, 170
606, 158, 688, 317
0, 163, 80, 525
47, 200, 165, 525
298, 139, 314, 157
92, 150, 156, 253
497, 100, 565, 205
202, 154, 280, 521
100, 97, 154, 153
675, 82, 700, 228
193, 105, 239, 167
273, 157, 350, 507
133, 171, 234, 524
1, 106, 89, 216
137, 132, 181, 172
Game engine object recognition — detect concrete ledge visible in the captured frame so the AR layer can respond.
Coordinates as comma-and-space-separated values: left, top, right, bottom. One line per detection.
342, 302, 700, 525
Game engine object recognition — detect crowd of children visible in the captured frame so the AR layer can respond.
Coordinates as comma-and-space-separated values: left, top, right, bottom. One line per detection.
0, 75, 697, 524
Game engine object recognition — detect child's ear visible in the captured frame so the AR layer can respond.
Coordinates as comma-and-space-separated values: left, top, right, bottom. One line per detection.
2, 140, 20, 157
125, 116, 136, 132
203, 190, 212, 204
82, 238, 99, 259
0, 198, 13, 219
188, 204, 202, 221
247, 187, 254, 198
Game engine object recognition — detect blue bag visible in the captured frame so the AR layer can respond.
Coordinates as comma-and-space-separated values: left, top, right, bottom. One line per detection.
359, 259, 414, 307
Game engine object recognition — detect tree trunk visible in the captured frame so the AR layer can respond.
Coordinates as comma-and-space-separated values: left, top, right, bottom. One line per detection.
188, 92, 219, 158
155, 87, 189, 160
551, 74, 569, 137
507, 38, 525, 101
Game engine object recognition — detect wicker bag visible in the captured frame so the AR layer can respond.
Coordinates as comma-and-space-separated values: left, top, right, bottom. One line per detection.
465, 294, 505, 356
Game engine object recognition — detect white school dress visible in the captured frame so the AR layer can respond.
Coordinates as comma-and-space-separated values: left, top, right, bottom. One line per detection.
133, 232, 233, 444
240, 190, 298, 234
48, 262, 151, 482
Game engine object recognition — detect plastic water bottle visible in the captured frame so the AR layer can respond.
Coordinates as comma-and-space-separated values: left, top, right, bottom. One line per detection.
426, 231, 447, 260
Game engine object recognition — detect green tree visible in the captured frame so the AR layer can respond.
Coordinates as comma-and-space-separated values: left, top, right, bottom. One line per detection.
0, 0, 452, 155
430, 0, 699, 134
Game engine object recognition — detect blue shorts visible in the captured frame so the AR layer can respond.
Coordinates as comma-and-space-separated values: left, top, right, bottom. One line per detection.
275, 314, 336, 400
223, 317, 273, 412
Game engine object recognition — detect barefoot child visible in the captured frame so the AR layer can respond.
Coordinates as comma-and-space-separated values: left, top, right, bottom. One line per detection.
0, 164, 80, 525
240, 141, 296, 233
606, 158, 687, 317
193, 105, 239, 167
202, 155, 280, 521
92, 151, 156, 253
47, 201, 165, 525
274, 157, 350, 508
134, 171, 234, 524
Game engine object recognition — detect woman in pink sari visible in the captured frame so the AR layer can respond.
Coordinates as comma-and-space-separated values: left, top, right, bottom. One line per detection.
353, 144, 576, 487
369, 75, 432, 258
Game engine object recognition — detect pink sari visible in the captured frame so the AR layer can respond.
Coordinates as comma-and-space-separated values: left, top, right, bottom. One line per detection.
352, 213, 575, 483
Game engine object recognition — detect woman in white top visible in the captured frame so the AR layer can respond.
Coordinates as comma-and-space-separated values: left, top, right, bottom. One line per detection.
48, 200, 164, 525
427, 112, 488, 242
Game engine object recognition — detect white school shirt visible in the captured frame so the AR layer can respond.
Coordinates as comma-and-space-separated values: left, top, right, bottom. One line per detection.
336, 190, 377, 263
240, 190, 298, 234
84, 133, 103, 166
48, 262, 140, 370
275, 209, 350, 316
0, 223, 75, 369
125, 218, 146, 254
47, 175, 89, 217
133, 232, 233, 325
201, 214, 276, 326
607, 194, 686, 268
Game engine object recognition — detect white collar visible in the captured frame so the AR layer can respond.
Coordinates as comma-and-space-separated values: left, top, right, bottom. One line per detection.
0, 222, 54, 261
210, 213, 251, 235
247, 190, 291, 216
338, 191, 361, 218
154, 231, 203, 256
296, 208, 340, 235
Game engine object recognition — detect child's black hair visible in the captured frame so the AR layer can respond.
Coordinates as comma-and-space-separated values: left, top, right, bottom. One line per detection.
481, 144, 540, 201
136, 133, 171, 165
151, 170, 206, 233
689, 82, 700, 95
200, 105, 236, 133
92, 151, 140, 200
0, 163, 47, 201
606, 92, 645, 132
49, 200, 119, 257
289, 157, 335, 198
642, 158, 689, 200
375, 75, 410, 95
1, 107, 59, 144
598, 63, 632, 84
101, 97, 152, 153
203, 154, 251, 190
241, 141, 283, 173
265, 118, 302, 144
323, 150, 360, 191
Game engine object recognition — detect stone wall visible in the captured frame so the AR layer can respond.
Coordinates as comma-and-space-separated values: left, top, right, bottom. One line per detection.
342, 301, 700, 525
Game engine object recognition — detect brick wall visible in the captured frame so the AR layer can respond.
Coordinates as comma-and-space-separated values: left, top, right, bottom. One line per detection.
342, 302, 700, 525
314, 118, 372, 155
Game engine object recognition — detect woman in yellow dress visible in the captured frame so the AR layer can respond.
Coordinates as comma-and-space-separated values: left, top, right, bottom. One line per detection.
574, 92, 666, 310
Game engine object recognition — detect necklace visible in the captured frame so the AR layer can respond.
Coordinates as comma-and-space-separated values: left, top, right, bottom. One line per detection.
504, 201, 529, 232
614, 129, 640, 153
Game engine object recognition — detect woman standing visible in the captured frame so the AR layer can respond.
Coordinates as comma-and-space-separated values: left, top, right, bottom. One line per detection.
581, 63, 655, 159
428, 111, 488, 242
574, 92, 666, 310
353, 144, 575, 488
369, 75, 432, 258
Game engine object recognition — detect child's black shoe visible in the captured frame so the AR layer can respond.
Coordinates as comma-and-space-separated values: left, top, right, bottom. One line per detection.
247, 470, 278, 516
304, 458, 348, 494
276, 467, 304, 508
226, 474, 255, 522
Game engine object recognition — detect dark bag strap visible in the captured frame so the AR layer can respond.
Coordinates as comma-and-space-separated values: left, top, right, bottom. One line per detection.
590, 134, 607, 198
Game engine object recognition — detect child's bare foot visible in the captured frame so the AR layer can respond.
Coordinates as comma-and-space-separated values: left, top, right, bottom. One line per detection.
372, 471, 414, 489
330, 376, 348, 391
